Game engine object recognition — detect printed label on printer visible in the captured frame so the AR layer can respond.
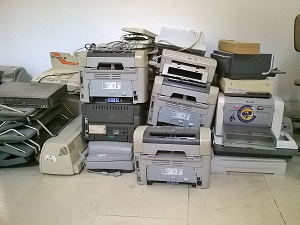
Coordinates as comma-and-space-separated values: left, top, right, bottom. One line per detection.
162, 168, 183, 175
89, 125, 106, 134
102, 81, 121, 89
172, 110, 190, 120
45, 155, 56, 162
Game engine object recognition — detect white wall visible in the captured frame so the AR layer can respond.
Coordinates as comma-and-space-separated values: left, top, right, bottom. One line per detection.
1, 0, 300, 109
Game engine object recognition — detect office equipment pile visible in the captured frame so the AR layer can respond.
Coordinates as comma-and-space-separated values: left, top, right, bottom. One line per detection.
2, 27, 299, 190
0, 82, 72, 166
211, 40, 298, 174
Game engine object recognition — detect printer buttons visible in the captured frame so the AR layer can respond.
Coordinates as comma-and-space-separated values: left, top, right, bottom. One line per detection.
110, 91, 115, 95
188, 123, 194, 127
183, 178, 189, 181
178, 120, 183, 124
170, 177, 176, 180
121, 92, 127, 96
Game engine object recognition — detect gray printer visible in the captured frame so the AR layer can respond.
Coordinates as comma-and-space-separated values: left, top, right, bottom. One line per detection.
85, 141, 134, 173
79, 50, 149, 104
210, 50, 276, 79
147, 76, 219, 127
0, 66, 32, 84
133, 126, 211, 188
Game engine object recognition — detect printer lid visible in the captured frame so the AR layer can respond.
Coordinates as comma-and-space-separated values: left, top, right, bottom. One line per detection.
87, 141, 133, 162
143, 126, 200, 145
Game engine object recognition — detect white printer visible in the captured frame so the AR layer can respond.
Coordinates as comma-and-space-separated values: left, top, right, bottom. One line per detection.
133, 126, 211, 188
40, 116, 87, 175
159, 49, 217, 84
79, 50, 149, 104
147, 75, 219, 127
213, 93, 298, 158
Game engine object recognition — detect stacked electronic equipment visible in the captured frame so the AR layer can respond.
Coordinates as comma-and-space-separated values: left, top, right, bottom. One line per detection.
79, 28, 156, 174
210, 39, 298, 174
133, 28, 218, 188
0, 82, 72, 167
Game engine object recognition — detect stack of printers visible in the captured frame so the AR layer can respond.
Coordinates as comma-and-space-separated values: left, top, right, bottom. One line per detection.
133, 28, 217, 188
0, 82, 72, 167
211, 39, 298, 174
79, 47, 149, 173
147, 48, 219, 128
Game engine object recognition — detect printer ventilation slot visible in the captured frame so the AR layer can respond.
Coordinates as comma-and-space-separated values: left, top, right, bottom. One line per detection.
165, 102, 192, 111
172, 161, 184, 166
152, 160, 170, 165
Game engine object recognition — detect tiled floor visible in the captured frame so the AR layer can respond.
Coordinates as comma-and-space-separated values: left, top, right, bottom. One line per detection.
0, 154, 300, 225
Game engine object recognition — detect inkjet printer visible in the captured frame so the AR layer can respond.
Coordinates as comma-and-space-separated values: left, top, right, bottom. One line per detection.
79, 50, 149, 104
133, 126, 211, 188
81, 103, 145, 142
213, 93, 298, 158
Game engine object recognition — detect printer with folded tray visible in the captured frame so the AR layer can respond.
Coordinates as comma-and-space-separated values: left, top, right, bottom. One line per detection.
133, 126, 211, 188
85, 141, 134, 173
79, 50, 149, 104
213, 92, 298, 158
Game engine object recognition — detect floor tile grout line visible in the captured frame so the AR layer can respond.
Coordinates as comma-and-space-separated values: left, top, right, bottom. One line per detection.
95, 213, 186, 220
187, 186, 190, 225
263, 176, 287, 225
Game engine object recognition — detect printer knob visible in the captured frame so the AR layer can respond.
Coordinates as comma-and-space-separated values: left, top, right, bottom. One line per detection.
188, 123, 194, 127
178, 120, 183, 124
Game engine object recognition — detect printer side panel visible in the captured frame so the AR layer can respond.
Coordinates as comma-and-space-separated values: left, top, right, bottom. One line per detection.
133, 126, 148, 184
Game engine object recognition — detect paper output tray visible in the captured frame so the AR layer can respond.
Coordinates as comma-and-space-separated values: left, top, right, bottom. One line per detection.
223, 124, 276, 148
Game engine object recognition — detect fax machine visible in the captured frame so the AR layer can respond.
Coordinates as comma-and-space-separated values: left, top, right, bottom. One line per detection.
147, 75, 219, 127
81, 103, 145, 142
133, 126, 211, 188
79, 50, 149, 104
213, 93, 298, 158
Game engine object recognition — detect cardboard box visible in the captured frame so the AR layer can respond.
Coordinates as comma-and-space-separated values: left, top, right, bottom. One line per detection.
218, 39, 260, 54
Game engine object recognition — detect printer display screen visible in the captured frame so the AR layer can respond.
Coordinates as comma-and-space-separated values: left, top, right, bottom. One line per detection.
107, 98, 120, 103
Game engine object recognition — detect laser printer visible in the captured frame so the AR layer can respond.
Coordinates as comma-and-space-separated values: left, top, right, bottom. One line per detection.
159, 49, 217, 85
147, 76, 219, 127
81, 103, 146, 142
213, 93, 298, 158
79, 50, 149, 104
133, 126, 211, 188
85, 141, 134, 173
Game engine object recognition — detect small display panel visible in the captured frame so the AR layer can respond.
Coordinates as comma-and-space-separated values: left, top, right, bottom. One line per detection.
107, 98, 120, 103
